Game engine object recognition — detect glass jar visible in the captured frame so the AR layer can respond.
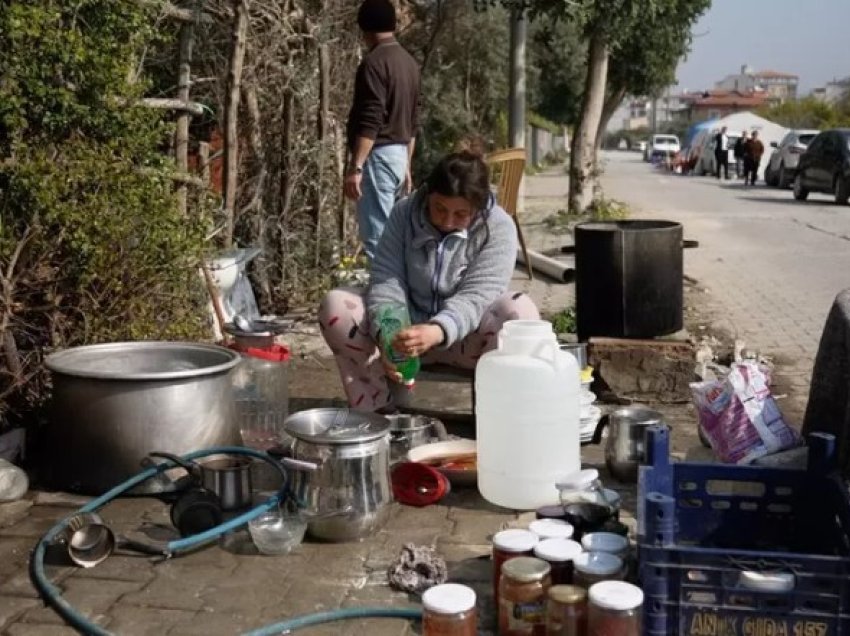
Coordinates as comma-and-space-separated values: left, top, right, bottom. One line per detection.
556, 468, 612, 508
232, 345, 291, 450
587, 581, 643, 636
546, 584, 588, 636
581, 532, 629, 559
499, 557, 552, 636
422, 583, 477, 636
572, 552, 624, 589
533, 538, 582, 585
528, 518, 574, 541
536, 505, 569, 521
492, 529, 539, 603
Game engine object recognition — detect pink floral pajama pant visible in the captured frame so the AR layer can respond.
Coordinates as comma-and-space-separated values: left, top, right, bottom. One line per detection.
318, 288, 540, 411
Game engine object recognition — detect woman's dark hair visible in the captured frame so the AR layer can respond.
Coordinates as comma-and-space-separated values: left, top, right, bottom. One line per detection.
426, 151, 491, 211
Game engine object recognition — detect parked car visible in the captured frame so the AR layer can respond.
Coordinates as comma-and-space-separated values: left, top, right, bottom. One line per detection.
764, 129, 819, 188
646, 134, 680, 162
637, 140, 648, 154
693, 130, 741, 177
793, 129, 850, 204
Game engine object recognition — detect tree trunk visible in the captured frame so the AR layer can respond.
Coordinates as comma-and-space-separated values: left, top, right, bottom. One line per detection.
174, 18, 195, 216
568, 32, 609, 214
222, 0, 248, 248
314, 43, 329, 267
592, 85, 628, 185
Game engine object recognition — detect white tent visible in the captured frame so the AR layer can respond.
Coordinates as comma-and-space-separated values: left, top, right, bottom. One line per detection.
711, 111, 789, 179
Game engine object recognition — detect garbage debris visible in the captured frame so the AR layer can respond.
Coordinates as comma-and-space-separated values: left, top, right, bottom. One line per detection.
691, 360, 801, 464
387, 543, 448, 594
0, 458, 28, 502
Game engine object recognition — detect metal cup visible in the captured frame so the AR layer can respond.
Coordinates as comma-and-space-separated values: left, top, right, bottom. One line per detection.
61, 512, 115, 568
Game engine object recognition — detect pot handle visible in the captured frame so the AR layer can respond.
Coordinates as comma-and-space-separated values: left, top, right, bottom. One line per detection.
591, 414, 609, 446
148, 451, 203, 482
280, 457, 320, 472
431, 418, 449, 441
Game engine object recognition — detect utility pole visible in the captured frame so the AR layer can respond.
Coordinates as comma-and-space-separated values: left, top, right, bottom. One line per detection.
508, 10, 526, 148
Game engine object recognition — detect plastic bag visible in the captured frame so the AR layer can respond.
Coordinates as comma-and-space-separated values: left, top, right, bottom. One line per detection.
690, 361, 801, 464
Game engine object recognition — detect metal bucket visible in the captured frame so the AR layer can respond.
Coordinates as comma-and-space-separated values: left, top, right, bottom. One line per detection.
44, 342, 241, 494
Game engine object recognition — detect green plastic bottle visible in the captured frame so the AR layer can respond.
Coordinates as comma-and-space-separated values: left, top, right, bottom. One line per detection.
376, 304, 421, 387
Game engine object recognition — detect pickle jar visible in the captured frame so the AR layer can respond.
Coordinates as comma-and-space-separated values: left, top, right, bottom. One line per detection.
587, 580, 643, 636
533, 538, 582, 585
528, 518, 574, 541
498, 556, 551, 636
546, 584, 588, 636
422, 583, 477, 636
572, 552, 624, 589
492, 529, 538, 602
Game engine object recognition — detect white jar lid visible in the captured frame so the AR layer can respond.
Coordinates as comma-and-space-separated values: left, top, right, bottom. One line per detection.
422, 583, 477, 614
556, 468, 599, 490
534, 538, 583, 562
573, 551, 623, 576
581, 532, 629, 555
588, 581, 644, 611
493, 528, 538, 553
529, 518, 574, 540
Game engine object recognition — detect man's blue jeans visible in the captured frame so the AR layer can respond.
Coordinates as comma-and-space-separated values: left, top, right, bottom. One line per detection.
357, 143, 408, 262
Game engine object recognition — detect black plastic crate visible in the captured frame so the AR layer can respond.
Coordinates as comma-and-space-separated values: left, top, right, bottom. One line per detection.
639, 426, 850, 635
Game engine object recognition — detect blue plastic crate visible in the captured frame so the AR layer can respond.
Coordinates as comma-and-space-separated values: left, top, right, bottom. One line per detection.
639, 426, 850, 636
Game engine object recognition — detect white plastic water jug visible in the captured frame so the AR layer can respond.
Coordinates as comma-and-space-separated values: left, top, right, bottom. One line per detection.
475, 320, 580, 509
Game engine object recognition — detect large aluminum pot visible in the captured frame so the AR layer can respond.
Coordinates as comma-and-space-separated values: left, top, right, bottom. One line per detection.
282, 408, 392, 542
44, 341, 241, 494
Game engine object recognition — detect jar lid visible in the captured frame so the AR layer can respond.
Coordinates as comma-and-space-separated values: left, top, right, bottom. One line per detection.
501, 556, 551, 582
529, 519, 574, 540
534, 538, 582, 563
581, 532, 629, 555
588, 581, 644, 611
536, 505, 568, 520
556, 468, 599, 490
492, 529, 538, 553
283, 408, 389, 444
422, 583, 476, 614
573, 551, 623, 576
549, 585, 587, 604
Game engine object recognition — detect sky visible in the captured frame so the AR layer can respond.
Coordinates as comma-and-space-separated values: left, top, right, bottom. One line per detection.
675, 0, 850, 95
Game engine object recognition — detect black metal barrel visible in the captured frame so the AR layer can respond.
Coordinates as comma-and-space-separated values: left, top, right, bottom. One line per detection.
575, 220, 683, 340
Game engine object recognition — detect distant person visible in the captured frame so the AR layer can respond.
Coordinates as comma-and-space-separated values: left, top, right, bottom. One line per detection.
744, 131, 765, 186
713, 126, 730, 179
344, 0, 421, 263
734, 130, 748, 178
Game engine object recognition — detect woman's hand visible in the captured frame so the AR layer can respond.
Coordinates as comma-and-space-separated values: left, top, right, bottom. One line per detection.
392, 324, 444, 358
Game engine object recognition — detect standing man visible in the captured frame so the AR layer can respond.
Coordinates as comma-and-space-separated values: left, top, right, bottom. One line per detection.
734, 130, 748, 178
713, 126, 730, 180
344, 0, 421, 263
744, 130, 765, 186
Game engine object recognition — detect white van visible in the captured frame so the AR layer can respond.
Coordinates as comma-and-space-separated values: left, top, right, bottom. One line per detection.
646, 134, 681, 162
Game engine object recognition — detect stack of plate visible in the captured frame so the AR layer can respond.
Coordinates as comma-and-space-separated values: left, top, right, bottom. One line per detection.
579, 379, 601, 443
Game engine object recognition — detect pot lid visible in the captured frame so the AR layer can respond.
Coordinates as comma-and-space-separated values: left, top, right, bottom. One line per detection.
283, 408, 390, 444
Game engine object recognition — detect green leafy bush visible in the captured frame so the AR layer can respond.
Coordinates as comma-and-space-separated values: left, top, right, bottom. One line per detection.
0, 1, 211, 424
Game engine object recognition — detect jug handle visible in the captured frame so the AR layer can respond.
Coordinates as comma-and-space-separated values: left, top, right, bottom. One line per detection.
591, 414, 609, 445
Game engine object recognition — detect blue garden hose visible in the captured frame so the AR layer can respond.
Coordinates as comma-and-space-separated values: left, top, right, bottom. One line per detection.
30, 446, 422, 635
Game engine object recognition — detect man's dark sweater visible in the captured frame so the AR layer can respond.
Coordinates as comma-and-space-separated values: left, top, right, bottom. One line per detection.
346, 39, 420, 151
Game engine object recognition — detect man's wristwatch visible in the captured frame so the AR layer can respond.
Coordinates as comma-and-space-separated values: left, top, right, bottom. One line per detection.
349, 164, 363, 176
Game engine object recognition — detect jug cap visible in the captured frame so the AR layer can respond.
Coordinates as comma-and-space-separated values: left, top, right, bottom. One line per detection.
422, 583, 476, 614
283, 408, 389, 444
588, 581, 644, 611
556, 468, 599, 490
534, 538, 582, 563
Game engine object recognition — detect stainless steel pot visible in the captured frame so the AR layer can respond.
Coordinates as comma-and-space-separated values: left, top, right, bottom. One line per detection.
385, 414, 448, 462
44, 342, 241, 494
594, 406, 664, 483
282, 408, 392, 542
